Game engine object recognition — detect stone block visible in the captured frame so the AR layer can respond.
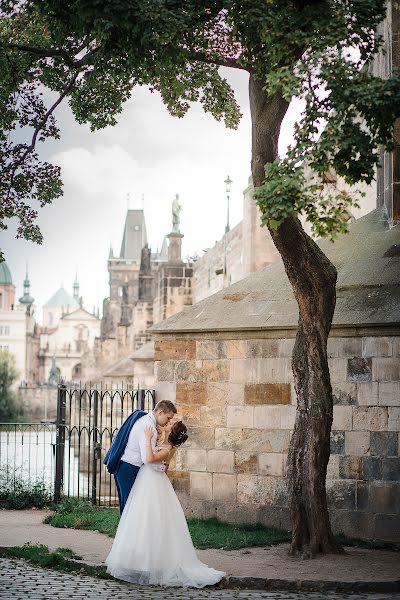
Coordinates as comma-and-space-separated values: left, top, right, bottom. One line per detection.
237, 474, 276, 505
227, 340, 246, 359
357, 383, 379, 406
327, 454, 340, 479
388, 407, 400, 431
347, 357, 372, 382
257, 504, 291, 531
200, 404, 227, 427
201, 359, 230, 382
183, 449, 207, 471
332, 406, 353, 431
328, 337, 362, 358
326, 480, 356, 510
215, 427, 243, 450
328, 358, 348, 383
212, 473, 236, 502
154, 381, 176, 402
332, 383, 357, 406
252, 358, 292, 384
330, 431, 345, 455
176, 382, 207, 405
370, 432, 398, 457
393, 337, 400, 357
175, 360, 201, 382
207, 449, 234, 473
378, 382, 400, 406
374, 514, 400, 543
154, 360, 175, 382
185, 426, 215, 450
244, 383, 291, 405
229, 359, 247, 383
368, 482, 400, 514
154, 340, 196, 361
353, 407, 388, 432
177, 404, 201, 426
345, 431, 370, 456
356, 481, 369, 510
226, 383, 245, 406
273, 478, 289, 506
362, 457, 382, 480
362, 337, 393, 358
258, 453, 286, 477
253, 405, 281, 429
227, 405, 254, 428
242, 429, 291, 453
204, 382, 229, 406
373, 358, 400, 382
196, 341, 228, 360
330, 510, 375, 540
339, 456, 362, 479
234, 451, 258, 474
280, 406, 296, 430
246, 339, 279, 358
277, 338, 295, 358
382, 457, 400, 481
169, 470, 190, 495
190, 472, 212, 500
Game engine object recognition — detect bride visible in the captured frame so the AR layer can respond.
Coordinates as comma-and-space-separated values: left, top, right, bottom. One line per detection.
106, 420, 225, 588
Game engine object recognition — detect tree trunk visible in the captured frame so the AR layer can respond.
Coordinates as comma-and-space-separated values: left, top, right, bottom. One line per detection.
249, 75, 343, 556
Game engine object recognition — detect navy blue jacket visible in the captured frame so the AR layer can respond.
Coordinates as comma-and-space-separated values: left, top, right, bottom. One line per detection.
103, 410, 147, 474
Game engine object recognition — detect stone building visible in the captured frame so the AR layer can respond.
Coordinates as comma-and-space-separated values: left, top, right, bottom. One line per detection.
149, 4, 400, 542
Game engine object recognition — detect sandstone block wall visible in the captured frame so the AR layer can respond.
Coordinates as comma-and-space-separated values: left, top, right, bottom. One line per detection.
154, 333, 400, 542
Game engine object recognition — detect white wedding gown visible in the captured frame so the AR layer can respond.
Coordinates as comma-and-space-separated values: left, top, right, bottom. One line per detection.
106, 462, 225, 588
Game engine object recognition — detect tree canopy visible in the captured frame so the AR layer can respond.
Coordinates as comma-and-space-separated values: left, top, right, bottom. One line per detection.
1, 0, 399, 253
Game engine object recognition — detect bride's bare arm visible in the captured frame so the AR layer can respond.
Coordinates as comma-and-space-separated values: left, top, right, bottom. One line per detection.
144, 426, 170, 463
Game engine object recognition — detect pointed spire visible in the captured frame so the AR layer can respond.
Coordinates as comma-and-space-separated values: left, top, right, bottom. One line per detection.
109, 244, 114, 259
73, 270, 79, 300
19, 262, 34, 305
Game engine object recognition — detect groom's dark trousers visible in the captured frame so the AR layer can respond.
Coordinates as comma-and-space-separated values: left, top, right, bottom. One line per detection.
114, 461, 140, 514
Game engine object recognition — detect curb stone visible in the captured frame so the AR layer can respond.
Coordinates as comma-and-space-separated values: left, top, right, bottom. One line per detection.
2, 550, 400, 593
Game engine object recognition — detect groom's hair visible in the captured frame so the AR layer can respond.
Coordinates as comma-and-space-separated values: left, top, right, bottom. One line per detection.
154, 400, 177, 414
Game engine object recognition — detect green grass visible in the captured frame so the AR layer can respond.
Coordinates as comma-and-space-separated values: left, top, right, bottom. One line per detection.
0, 464, 52, 509
0, 543, 114, 578
45, 498, 400, 553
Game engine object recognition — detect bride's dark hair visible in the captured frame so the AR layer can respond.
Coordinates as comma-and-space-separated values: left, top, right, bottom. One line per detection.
168, 421, 188, 447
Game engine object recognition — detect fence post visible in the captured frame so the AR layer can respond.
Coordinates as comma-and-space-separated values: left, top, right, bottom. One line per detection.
91, 389, 100, 505
54, 383, 66, 504
138, 388, 145, 411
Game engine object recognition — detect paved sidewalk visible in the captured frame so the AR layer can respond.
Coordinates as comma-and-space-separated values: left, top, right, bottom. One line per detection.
0, 509, 399, 593
1, 559, 400, 600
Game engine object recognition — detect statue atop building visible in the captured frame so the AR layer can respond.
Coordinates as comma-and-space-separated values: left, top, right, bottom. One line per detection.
172, 194, 182, 233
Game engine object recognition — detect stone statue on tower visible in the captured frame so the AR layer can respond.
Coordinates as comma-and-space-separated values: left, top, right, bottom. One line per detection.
172, 194, 182, 233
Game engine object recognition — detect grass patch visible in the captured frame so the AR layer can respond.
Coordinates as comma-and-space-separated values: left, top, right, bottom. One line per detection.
45, 498, 400, 553
46, 498, 291, 549
0, 464, 52, 509
0, 543, 111, 579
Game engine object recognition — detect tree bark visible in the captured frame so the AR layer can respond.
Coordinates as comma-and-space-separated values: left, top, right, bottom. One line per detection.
249, 75, 343, 556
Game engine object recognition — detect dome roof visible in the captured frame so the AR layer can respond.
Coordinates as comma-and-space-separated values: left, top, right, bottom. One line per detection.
44, 287, 79, 308
0, 262, 12, 285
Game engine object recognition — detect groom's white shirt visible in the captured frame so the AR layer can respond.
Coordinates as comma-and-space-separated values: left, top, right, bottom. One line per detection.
121, 412, 164, 471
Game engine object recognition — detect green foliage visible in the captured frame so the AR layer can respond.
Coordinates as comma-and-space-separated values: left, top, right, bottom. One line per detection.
1, 0, 399, 245
0, 463, 52, 509
0, 350, 22, 421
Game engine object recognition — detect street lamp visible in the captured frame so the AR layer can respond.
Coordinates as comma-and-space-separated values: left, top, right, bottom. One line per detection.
224, 175, 233, 234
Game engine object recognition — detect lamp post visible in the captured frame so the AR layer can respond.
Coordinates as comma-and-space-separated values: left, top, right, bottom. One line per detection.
224, 175, 233, 234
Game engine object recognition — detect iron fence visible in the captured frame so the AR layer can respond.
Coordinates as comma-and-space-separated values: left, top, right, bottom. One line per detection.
0, 384, 155, 507
55, 384, 156, 506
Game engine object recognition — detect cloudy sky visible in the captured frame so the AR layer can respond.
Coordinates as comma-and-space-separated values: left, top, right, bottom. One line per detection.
2, 68, 301, 323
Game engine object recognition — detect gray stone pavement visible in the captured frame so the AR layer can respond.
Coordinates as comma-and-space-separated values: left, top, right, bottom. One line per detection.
1, 558, 400, 600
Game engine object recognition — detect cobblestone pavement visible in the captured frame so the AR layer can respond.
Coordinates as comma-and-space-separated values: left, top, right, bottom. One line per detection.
1, 560, 400, 600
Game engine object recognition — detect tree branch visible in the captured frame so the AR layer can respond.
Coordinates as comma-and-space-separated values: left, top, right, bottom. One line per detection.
183, 48, 250, 72
4, 43, 98, 67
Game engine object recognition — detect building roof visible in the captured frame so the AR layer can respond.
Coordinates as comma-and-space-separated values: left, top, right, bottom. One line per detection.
119, 210, 148, 261
103, 357, 134, 377
44, 287, 79, 309
151, 209, 400, 334
0, 262, 12, 285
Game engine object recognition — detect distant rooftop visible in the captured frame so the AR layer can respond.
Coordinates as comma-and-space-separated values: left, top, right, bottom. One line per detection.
44, 287, 79, 309
0, 262, 12, 285
119, 210, 148, 262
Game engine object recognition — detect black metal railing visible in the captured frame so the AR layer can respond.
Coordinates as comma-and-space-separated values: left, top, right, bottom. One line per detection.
0, 422, 57, 497
0, 384, 155, 507
55, 384, 156, 506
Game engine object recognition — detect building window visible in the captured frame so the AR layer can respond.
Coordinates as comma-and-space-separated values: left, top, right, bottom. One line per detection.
118, 286, 123, 297
4, 326, 9, 335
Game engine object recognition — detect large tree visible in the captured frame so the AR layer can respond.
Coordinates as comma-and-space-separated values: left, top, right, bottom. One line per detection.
1, 0, 399, 555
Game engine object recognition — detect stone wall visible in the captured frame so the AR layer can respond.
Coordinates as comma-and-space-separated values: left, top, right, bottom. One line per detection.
19, 384, 57, 421
154, 332, 400, 542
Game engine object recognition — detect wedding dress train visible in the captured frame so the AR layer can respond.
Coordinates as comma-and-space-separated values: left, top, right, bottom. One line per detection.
106, 463, 225, 588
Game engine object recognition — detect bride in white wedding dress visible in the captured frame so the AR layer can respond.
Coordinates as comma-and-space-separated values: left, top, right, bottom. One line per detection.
106, 421, 225, 588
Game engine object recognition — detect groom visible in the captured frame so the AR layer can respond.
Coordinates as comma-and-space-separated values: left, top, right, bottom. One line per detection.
103, 400, 177, 513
